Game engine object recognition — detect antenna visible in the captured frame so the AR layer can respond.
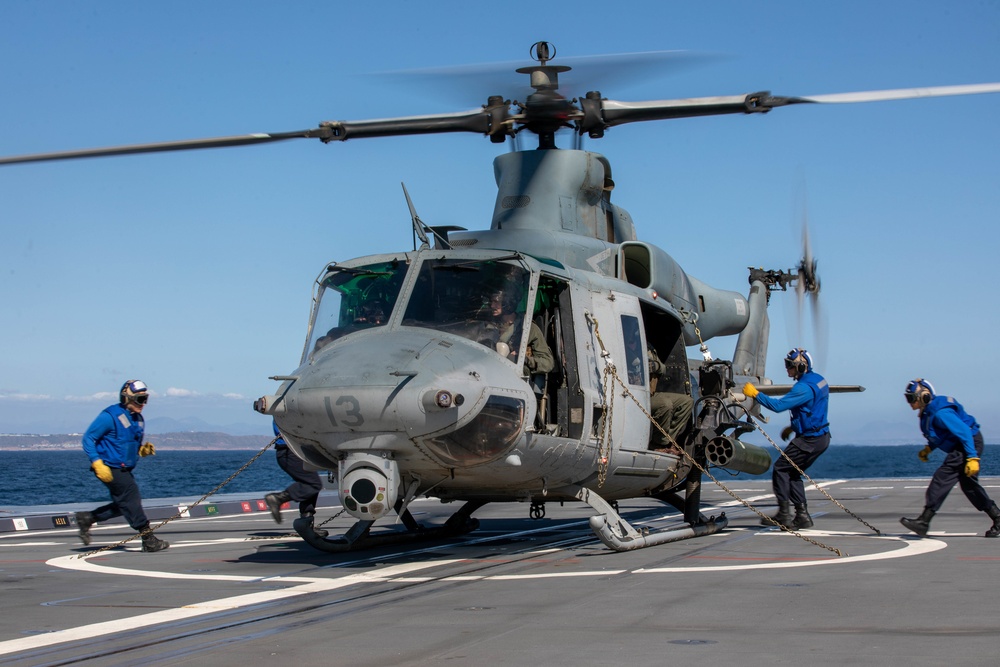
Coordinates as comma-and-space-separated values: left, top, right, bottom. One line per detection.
402, 182, 430, 250
401, 183, 452, 250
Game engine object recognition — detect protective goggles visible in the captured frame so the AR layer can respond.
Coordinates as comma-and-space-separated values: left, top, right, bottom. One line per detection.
905, 379, 934, 402
131, 394, 150, 405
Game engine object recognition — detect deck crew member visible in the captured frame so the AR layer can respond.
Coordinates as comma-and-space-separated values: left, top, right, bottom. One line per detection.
265, 420, 325, 532
75, 380, 169, 552
743, 348, 830, 529
899, 379, 1000, 538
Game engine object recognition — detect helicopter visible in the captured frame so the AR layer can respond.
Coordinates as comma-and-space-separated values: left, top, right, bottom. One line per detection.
3, 42, 999, 553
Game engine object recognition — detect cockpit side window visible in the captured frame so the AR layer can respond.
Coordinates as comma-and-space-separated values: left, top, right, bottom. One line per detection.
621, 314, 645, 386
304, 260, 408, 362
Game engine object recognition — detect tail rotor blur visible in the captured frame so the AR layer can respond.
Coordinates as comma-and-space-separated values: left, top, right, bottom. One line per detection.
794, 208, 828, 368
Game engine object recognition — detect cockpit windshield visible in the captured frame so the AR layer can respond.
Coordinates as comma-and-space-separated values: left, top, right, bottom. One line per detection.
401, 258, 531, 353
304, 260, 408, 362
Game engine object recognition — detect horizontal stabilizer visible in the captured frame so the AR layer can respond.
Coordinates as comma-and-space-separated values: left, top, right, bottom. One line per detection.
758, 384, 865, 395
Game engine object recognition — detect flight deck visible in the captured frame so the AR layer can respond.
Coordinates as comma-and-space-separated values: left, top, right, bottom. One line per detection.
2, 478, 998, 666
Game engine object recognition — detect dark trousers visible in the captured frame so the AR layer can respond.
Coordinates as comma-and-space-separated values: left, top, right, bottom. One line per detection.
772, 432, 831, 505
925, 432, 993, 512
276, 446, 324, 516
91, 467, 149, 531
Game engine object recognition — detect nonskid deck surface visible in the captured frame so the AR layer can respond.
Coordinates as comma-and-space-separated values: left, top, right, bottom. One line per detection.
2, 478, 999, 666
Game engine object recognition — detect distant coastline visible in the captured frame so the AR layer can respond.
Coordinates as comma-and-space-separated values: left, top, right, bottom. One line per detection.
0, 432, 271, 451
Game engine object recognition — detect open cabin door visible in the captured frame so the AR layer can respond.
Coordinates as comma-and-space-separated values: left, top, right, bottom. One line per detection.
530, 274, 583, 438
583, 292, 654, 452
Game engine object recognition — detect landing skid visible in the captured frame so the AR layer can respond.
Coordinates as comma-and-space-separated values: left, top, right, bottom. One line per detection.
566, 484, 728, 552
293, 500, 485, 553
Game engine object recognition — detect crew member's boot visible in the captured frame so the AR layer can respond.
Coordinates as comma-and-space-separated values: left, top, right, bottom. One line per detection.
75, 511, 95, 546
792, 503, 814, 529
265, 491, 291, 524
900, 507, 935, 537
985, 503, 1000, 538
760, 500, 793, 527
140, 528, 169, 553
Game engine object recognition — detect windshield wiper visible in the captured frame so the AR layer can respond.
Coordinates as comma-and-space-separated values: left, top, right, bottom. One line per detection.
327, 264, 393, 277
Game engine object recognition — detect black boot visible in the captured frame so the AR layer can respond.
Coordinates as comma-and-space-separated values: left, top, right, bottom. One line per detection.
900, 507, 935, 537
793, 503, 814, 529
75, 511, 95, 546
265, 491, 291, 524
140, 530, 169, 553
985, 503, 1000, 538
761, 500, 793, 527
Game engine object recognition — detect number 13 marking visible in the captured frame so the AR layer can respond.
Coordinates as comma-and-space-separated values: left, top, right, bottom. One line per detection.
324, 395, 364, 427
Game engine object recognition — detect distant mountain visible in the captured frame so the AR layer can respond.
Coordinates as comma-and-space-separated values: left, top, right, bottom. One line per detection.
0, 432, 271, 451
144, 416, 272, 437
0, 410, 272, 438
837, 419, 922, 446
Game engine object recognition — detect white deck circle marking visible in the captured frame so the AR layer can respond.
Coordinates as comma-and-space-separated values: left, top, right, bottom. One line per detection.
5, 480, 943, 657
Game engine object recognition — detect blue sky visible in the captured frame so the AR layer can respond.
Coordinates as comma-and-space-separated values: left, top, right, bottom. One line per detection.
1, 1, 998, 441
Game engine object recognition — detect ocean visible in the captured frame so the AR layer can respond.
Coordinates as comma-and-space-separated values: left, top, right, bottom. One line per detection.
2, 445, 998, 507
2, 449, 297, 508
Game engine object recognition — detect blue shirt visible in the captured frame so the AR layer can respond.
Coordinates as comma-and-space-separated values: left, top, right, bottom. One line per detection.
921, 395, 979, 458
754, 371, 830, 437
81, 404, 144, 468
273, 419, 287, 448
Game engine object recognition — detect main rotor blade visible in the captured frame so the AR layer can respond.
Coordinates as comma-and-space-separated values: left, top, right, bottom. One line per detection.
589, 82, 1000, 131
0, 109, 497, 166
798, 82, 1000, 104
0, 129, 325, 165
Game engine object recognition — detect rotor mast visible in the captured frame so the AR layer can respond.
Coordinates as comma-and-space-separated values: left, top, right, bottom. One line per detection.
514, 41, 573, 149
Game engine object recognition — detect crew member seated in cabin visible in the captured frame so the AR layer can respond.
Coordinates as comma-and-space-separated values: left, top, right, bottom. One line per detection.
490, 290, 555, 393
647, 345, 693, 452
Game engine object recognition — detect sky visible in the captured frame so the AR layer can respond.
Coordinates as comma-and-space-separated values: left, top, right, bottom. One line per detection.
1, 1, 998, 441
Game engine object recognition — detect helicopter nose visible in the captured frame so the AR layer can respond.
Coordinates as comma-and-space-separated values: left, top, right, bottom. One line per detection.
262, 329, 533, 467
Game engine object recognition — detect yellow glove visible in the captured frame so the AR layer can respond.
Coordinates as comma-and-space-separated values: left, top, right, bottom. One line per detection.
918, 446, 931, 463
138, 442, 156, 457
781, 425, 795, 441
91, 459, 113, 483
965, 457, 980, 477
742, 382, 759, 399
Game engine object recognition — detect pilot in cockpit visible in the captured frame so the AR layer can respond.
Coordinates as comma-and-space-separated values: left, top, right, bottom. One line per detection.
354, 301, 386, 326
313, 300, 388, 355
490, 290, 554, 390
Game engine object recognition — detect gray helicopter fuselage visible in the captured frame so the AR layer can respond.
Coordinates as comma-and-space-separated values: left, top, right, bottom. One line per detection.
258, 148, 766, 523
268, 248, 687, 506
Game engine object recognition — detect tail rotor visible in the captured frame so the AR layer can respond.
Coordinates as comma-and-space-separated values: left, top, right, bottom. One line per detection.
794, 208, 827, 368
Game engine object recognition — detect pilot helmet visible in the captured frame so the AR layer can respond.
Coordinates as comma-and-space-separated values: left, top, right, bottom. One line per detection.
784, 348, 813, 375
904, 378, 935, 406
120, 379, 149, 406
